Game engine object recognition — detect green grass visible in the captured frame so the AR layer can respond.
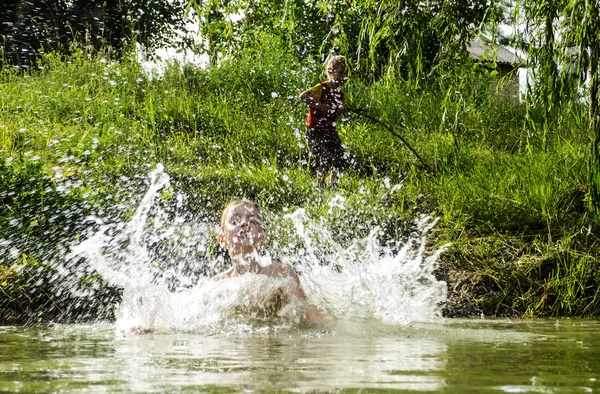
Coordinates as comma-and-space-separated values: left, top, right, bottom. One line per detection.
1, 36, 600, 322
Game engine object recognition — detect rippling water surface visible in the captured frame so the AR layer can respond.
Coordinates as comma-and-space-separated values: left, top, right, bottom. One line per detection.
1, 319, 599, 393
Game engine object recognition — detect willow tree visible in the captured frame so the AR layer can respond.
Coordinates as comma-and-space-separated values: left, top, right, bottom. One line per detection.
560, 0, 600, 213
0, 0, 187, 68
514, 0, 600, 213
512, 0, 567, 152
341, 0, 503, 82
185, 0, 338, 65
186, 0, 502, 80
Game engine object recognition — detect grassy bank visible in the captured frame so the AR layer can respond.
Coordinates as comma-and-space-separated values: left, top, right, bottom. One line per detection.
1, 38, 599, 323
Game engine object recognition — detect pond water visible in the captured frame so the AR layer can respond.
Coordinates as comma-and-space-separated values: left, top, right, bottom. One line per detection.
1, 319, 598, 393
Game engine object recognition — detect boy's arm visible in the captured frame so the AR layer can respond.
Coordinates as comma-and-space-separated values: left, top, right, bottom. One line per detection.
299, 85, 330, 113
303, 304, 331, 328
284, 265, 331, 328
267, 262, 331, 328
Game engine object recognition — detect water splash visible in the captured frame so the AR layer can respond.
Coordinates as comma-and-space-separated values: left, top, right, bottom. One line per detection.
279, 207, 447, 325
70, 164, 447, 332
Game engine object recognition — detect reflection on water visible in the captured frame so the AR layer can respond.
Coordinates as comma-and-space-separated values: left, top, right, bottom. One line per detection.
114, 329, 446, 391
0, 323, 447, 392
1, 320, 599, 392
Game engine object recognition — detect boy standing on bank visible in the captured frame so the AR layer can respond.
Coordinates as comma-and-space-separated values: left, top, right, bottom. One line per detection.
299, 55, 348, 185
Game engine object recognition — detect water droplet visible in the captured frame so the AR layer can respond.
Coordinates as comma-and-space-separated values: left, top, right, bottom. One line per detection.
383, 177, 391, 189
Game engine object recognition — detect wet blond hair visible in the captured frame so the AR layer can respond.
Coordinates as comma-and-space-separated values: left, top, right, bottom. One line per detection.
220, 199, 261, 229
326, 55, 347, 73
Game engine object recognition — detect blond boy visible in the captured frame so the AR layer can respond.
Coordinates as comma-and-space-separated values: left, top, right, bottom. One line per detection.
299, 55, 348, 185
215, 200, 329, 327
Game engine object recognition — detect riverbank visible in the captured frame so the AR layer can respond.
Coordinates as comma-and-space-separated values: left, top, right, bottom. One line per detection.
1, 41, 599, 323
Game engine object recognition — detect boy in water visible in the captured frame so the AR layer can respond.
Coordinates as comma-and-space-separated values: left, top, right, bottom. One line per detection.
299, 55, 348, 185
215, 200, 329, 327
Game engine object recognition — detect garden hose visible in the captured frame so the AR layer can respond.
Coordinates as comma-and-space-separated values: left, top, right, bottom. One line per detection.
346, 107, 429, 171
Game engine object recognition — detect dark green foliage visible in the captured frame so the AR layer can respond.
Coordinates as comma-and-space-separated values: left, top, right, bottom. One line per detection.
0, 160, 121, 324
0, 0, 188, 69
186, 0, 336, 65
440, 234, 600, 317
0, 255, 121, 324
186, 0, 503, 80
0, 160, 89, 254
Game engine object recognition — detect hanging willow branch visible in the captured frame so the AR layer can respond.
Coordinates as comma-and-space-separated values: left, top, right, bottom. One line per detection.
346, 107, 430, 171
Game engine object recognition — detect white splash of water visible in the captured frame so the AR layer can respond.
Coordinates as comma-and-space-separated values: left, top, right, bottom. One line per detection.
70, 165, 447, 332
70, 164, 172, 287
282, 209, 447, 325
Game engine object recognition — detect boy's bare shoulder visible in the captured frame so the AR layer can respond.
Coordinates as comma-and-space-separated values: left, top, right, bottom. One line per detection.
261, 261, 296, 278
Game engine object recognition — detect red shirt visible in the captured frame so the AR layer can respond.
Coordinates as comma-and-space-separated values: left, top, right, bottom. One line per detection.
305, 81, 344, 130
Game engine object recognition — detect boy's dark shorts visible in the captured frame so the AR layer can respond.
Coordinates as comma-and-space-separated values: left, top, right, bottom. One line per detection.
306, 127, 346, 173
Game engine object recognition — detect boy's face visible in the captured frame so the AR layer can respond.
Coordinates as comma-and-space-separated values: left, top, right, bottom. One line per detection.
218, 203, 267, 256
327, 64, 348, 87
